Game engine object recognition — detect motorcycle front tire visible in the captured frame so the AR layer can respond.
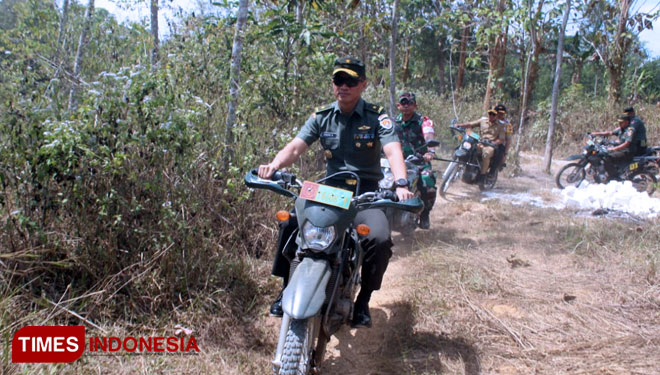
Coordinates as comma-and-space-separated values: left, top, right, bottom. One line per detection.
278, 317, 318, 375
479, 169, 498, 191
440, 159, 459, 198
555, 162, 586, 189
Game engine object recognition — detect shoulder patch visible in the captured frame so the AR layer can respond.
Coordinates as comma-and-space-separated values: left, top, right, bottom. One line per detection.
315, 104, 333, 114
365, 103, 384, 114
380, 116, 393, 130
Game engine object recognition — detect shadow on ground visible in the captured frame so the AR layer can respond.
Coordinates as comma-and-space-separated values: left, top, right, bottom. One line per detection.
322, 301, 480, 375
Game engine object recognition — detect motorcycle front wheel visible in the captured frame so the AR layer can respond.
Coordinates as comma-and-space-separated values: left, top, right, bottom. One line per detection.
629, 171, 657, 195
278, 317, 320, 375
479, 169, 498, 191
440, 160, 459, 198
555, 162, 586, 189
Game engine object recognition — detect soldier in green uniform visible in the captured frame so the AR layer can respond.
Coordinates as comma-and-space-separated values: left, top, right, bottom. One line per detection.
623, 106, 647, 156
456, 108, 507, 179
591, 114, 646, 179
394, 92, 437, 229
258, 57, 414, 328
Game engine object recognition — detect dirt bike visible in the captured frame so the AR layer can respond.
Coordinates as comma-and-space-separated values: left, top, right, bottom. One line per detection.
379, 139, 439, 235
439, 123, 501, 198
555, 134, 658, 195
245, 169, 423, 375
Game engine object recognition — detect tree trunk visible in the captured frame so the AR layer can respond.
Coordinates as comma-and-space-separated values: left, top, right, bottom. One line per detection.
225, 0, 249, 148
150, 0, 159, 70
67, 0, 94, 111
388, 0, 400, 118
437, 37, 446, 94
54, 0, 69, 66
520, 0, 544, 128
570, 60, 583, 84
482, 0, 508, 111
456, 25, 469, 90
496, 22, 508, 92
607, 0, 632, 105
544, 0, 571, 174
402, 46, 410, 85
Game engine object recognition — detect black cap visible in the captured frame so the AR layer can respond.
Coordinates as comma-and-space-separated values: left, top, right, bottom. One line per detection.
333, 57, 366, 79
617, 114, 631, 122
494, 104, 507, 113
398, 92, 416, 103
623, 106, 634, 114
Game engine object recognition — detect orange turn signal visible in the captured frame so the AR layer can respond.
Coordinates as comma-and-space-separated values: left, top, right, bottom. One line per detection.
356, 224, 370, 236
276, 210, 290, 222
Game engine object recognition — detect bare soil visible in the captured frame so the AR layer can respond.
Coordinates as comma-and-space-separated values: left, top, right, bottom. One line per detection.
314, 153, 660, 375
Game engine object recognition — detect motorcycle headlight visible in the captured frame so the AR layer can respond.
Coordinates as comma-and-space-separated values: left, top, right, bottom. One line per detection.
379, 171, 395, 189
302, 221, 336, 251
462, 141, 472, 150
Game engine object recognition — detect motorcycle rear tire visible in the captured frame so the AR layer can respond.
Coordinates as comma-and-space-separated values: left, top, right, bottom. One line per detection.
555, 162, 586, 189
440, 160, 459, 198
629, 170, 657, 195
279, 318, 317, 375
479, 169, 498, 191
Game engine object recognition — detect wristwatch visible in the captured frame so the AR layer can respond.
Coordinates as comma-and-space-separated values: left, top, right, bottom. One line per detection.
394, 178, 409, 188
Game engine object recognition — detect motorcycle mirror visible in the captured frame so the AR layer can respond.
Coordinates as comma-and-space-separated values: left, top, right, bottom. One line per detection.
450, 119, 457, 126
425, 139, 440, 148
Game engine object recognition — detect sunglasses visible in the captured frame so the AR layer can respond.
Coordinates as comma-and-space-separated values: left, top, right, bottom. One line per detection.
332, 76, 361, 88
399, 99, 415, 106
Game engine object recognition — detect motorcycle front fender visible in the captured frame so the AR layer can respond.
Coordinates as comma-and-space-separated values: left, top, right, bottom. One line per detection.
282, 257, 331, 320
566, 154, 584, 161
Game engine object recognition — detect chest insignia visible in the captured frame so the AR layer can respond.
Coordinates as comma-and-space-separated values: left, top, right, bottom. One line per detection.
324, 150, 333, 159
321, 132, 337, 138
358, 125, 371, 131
355, 142, 362, 148
367, 142, 374, 148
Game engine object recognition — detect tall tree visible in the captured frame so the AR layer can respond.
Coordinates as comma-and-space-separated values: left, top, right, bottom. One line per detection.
225, 0, 250, 148
150, 0, 159, 70
544, 0, 571, 174
388, 0, 400, 117
68, 0, 95, 111
582, 0, 657, 105
482, 0, 509, 111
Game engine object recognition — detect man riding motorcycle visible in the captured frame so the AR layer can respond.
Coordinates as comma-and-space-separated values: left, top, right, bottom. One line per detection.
258, 56, 413, 329
590, 113, 648, 179
394, 92, 437, 230
455, 108, 507, 180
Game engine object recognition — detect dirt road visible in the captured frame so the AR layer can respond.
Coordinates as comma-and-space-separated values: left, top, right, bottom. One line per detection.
320, 154, 660, 375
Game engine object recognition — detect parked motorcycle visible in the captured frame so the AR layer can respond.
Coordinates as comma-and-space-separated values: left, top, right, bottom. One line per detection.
555, 134, 658, 194
379, 139, 440, 235
245, 169, 423, 375
439, 123, 500, 198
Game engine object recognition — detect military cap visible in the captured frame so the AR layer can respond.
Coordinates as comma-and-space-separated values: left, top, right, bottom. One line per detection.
494, 104, 507, 113
487, 108, 498, 115
333, 56, 366, 79
623, 106, 635, 114
617, 114, 631, 122
398, 92, 416, 103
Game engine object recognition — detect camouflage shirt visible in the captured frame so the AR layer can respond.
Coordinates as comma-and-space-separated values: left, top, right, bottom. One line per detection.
394, 112, 435, 157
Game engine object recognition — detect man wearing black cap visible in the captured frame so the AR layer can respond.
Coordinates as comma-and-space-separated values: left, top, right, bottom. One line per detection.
591, 114, 643, 178
623, 107, 647, 156
258, 56, 414, 328
395, 92, 437, 229
494, 104, 512, 167
456, 108, 507, 180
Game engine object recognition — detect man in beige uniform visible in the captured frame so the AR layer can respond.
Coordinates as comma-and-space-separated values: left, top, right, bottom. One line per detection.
456, 108, 507, 179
